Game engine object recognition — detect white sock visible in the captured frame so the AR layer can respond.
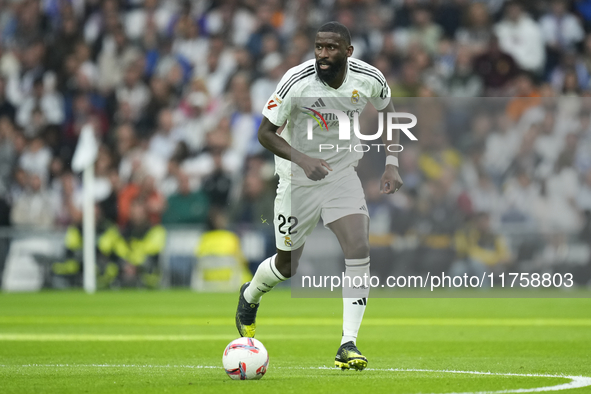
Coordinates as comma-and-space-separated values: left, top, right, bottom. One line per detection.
244, 254, 286, 304
341, 257, 370, 345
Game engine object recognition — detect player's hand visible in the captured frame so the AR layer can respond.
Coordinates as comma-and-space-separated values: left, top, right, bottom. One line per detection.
381, 165, 403, 194
299, 156, 332, 181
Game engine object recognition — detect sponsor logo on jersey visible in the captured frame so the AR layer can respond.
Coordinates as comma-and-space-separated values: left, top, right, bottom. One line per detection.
351, 89, 360, 104
310, 98, 325, 108
267, 100, 277, 110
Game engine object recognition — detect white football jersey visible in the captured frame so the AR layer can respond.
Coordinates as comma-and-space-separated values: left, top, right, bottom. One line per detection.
262, 58, 391, 186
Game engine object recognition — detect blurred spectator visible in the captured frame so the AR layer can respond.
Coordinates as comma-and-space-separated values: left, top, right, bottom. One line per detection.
202, 149, 233, 210
97, 25, 142, 93
117, 174, 165, 228
494, 1, 545, 74
441, 46, 484, 97
118, 198, 166, 288
18, 135, 51, 182
466, 172, 502, 220
150, 36, 192, 94
456, 2, 492, 54
251, 53, 284, 114
16, 75, 64, 133
540, 151, 582, 233
0, 194, 9, 287
177, 87, 215, 153
109, 63, 150, 125
473, 35, 520, 94
390, 59, 423, 97
193, 208, 252, 291
399, 6, 444, 56
363, 177, 397, 280
433, 0, 465, 39
415, 178, 462, 274
0, 117, 17, 197
161, 171, 209, 225
0, 76, 16, 122
45, 14, 79, 74
117, 125, 167, 184
183, 118, 242, 185
459, 144, 484, 191
52, 171, 81, 228
148, 108, 183, 161
51, 205, 118, 289
506, 73, 542, 121
194, 35, 237, 98
540, 0, 584, 73
63, 92, 108, 148
10, 172, 55, 228
483, 113, 520, 182
500, 169, 540, 226
418, 132, 462, 181
578, 169, 591, 211
231, 164, 275, 231
173, 15, 208, 70
452, 212, 511, 279
6, 41, 45, 106
228, 73, 263, 162
549, 50, 590, 93
124, 0, 172, 42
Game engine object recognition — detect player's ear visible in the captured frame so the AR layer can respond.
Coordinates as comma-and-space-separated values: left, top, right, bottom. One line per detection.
346, 45, 354, 57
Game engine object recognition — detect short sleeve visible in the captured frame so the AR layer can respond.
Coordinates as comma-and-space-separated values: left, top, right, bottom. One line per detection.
261, 62, 315, 126
368, 68, 391, 111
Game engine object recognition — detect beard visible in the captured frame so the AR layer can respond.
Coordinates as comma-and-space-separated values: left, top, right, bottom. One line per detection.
316, 58, 346, 84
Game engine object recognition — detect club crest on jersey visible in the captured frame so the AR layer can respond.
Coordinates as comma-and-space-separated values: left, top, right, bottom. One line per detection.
351, 89, 360, 104
284, 236, 293, 247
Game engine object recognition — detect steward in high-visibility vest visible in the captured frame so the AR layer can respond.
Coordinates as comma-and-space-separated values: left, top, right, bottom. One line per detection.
52, 220, 122, 288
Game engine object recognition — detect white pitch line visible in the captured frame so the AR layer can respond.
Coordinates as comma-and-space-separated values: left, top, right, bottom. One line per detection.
0, 364, 589, 393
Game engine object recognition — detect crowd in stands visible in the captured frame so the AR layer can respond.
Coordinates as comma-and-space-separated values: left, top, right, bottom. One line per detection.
0, 0, 590, 286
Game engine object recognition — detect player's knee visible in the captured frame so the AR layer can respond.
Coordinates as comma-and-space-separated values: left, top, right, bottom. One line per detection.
344, 238, 370, 259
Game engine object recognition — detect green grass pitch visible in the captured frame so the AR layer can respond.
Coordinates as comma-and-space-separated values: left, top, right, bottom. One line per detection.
1, 289, 591, 393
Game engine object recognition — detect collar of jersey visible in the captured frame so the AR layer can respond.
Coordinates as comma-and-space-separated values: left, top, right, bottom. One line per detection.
315, 58, 350, 89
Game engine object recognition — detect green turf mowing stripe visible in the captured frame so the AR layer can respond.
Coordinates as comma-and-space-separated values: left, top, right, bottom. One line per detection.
0, 364, 589, 393
1, 316, 591, 326
0, 333, 336, 341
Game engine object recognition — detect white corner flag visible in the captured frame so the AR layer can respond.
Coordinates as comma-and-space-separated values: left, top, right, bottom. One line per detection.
72, 124, 99, 294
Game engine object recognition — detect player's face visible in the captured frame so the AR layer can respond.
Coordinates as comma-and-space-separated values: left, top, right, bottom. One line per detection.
314, 32, 352, 84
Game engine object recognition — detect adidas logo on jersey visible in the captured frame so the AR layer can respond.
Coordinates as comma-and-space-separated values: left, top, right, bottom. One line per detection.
359, 205, 367, 211
310, 98, 325, 108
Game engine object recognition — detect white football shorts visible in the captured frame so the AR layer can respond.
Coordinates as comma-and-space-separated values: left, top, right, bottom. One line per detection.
274, 168, 369, 251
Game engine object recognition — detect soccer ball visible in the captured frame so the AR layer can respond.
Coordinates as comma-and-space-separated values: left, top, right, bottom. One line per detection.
222, 337, 269, 380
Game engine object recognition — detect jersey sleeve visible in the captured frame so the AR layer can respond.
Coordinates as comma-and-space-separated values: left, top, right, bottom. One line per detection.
261, 71, 298, 127
368, 68, 391, 111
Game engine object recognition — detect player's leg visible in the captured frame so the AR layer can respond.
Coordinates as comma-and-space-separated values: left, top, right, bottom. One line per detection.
244, 245, 303, 304
236, 179, 316, 337
327, 213, 371, 370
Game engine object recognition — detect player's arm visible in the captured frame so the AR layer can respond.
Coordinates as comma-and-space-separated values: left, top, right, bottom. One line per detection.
258, 116, 332, 181
378, 99, 403, 194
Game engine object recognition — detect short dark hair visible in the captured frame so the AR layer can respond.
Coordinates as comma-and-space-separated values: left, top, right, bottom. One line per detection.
317, 21, 351, 46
